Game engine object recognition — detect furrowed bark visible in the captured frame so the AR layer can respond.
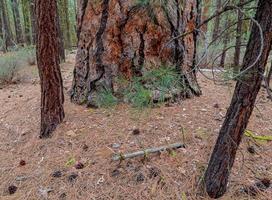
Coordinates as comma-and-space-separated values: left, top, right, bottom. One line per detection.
204, 0, 272, 198
71, 0, 201, 106
36, 0, 65, 138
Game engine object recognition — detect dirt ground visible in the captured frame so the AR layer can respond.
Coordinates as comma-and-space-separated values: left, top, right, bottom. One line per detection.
0, 54, 272, 200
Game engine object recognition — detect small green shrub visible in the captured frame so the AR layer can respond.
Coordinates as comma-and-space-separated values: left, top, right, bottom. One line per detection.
0, 47, 37, 84
17, 47, 36, 66
93, 88, 118, 108
124, 78, 153, 108
0, 55, 20, 84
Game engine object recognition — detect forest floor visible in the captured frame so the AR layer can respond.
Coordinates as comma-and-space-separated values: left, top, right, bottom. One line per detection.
0, 53, 272, 200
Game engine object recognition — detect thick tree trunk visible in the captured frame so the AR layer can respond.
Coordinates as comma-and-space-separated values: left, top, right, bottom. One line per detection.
71, 0, 202, 106
212, 0, 222, 41
11, 0, 24, 45
0, 0, 13, 50
204, 0, 272, 198
36, 0, 65, 138
233, 0, 244, 73
22, 0, 32, 45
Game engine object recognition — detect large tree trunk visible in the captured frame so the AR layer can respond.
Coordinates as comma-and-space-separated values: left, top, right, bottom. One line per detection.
204, 0, 272, 198
36, 0, 65, 138
11, 0, 24, 45
71, 0, 202, 106
233, 0, 244, 73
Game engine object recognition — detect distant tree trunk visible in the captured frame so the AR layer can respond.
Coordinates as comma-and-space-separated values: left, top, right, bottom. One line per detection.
267, 61, 272, 88
56, 7, 66, 62
30, 0, 36, 44
233, 0, 245, 73
71, 0, 202, 106
219, 16, 230, 68
11, 0, 24, 45
204, 0, 272, 198
0, 13, 2, 39
58, 0, 71, 49
22, 0, 32, 45
0, 0, 13, 50
36, 0, 65, 138
212, 0, 222, 41
201, 0, 210, 33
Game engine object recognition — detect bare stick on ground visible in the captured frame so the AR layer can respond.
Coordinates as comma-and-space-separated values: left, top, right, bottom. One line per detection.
112, 143, 185, 161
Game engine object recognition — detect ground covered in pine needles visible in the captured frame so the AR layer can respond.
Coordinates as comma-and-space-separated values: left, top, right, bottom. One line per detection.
0, 54, 272, 200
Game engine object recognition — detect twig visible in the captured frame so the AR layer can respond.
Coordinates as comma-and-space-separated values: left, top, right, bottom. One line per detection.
112, 143, 185, 161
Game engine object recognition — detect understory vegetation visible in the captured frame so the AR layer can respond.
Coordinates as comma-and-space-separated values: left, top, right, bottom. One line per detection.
0, 47, 36, 84
94, 66, 184, 108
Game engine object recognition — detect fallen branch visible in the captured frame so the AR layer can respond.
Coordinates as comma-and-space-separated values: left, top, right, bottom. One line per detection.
245, 130, 272, 141
112, 143, 185, 161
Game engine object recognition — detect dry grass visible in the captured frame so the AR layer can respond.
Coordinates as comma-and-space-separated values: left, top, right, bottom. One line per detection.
0, 54, 272, 200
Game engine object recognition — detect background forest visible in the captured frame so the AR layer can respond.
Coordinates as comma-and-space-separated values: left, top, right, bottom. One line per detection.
0, 0, 272, 199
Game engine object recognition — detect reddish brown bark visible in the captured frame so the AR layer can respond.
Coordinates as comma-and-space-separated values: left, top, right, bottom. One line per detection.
204, 0, 272, 198
36, 0, 65, 138
71, 0, 202, 106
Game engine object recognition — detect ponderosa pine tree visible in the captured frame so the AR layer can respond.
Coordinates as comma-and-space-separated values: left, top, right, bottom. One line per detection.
36, 0, 65, 138
71, 0, 202, 107
204, 0, 272, 198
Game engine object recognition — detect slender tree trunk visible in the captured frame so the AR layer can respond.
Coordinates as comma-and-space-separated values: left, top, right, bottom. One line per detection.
56, 8, 66, 62
22, 0, 31, 45
233, 0, 245, 73
0, 0, 13, 50
58, 0, 71, 49
219, 16, 230, 68
267, 61, 272, 88
36, 0, 65, 138
212, 0, 222, 41
11, 0, 24, 45
0, 11, 2, 39
30, 0, 36, 44
201, 0, 210, 33
204, 0, 272, 198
